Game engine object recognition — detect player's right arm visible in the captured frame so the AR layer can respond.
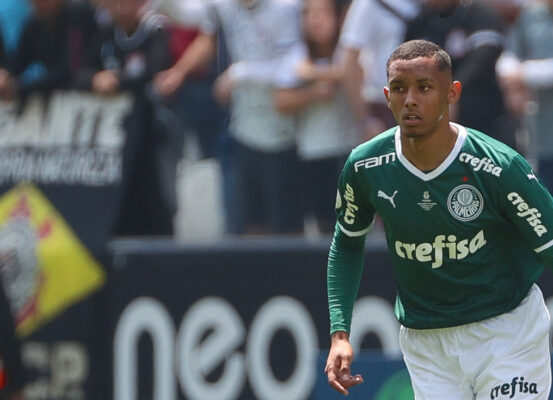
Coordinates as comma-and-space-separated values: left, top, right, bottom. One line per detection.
326, 152, 374, 395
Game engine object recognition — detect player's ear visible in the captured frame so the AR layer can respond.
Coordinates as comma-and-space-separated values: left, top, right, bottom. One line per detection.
447, 81, 462, 105
384, 87, 391, 108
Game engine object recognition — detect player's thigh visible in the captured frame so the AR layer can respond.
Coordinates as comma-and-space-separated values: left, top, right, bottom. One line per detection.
475, 347, 551, 400
474, 286, 551, 400
400, 326, 474, 400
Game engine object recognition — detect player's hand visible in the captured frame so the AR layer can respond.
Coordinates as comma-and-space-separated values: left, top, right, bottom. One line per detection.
325, 331, 363, 396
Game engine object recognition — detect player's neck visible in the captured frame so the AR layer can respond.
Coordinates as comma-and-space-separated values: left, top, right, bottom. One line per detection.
401, 123, 458, 172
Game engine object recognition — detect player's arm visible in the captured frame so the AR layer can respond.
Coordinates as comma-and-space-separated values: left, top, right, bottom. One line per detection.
326, 154, 374, 395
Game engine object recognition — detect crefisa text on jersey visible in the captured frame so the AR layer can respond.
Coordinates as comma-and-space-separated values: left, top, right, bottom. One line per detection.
507, 192, 547, 236
458, 153, 502, 176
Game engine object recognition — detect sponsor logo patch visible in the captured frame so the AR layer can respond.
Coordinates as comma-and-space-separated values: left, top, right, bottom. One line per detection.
507, 192, 547, 237
395, 230, 486, 269
490, 376, 538, 399
418, 191, 436, 211
343, 183, 358, 225
354, 152, 396, 172
377, 190, 398, 208
447, 184, 484, 222
459, 152, 502, 176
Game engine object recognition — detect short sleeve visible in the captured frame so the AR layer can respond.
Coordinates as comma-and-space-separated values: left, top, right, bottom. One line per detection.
335, 153, 375, 237
498, 155, 553, 264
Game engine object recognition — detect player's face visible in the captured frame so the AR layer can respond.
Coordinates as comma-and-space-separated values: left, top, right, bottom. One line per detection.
384, 56, 460, 139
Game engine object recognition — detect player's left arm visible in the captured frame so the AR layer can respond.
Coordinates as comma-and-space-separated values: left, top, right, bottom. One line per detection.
498, 154, 553, 265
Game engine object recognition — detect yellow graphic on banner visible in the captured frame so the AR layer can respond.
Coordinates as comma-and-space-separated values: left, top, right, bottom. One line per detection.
0, 183, 106, 337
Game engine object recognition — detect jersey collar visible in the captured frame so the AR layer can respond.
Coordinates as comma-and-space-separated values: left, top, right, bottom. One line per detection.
394, 122, 467, 181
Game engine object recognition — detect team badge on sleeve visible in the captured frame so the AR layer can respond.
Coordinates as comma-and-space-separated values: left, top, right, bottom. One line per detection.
447, 184, 484, 222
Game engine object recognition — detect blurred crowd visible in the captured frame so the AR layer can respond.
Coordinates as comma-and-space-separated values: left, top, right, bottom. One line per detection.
0, 0, 552, 239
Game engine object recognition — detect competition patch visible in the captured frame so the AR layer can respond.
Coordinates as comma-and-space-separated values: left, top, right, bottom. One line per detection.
447, 184, 483, 222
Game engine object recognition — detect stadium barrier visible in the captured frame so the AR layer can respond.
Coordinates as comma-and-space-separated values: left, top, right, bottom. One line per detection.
14, 236, 553, 400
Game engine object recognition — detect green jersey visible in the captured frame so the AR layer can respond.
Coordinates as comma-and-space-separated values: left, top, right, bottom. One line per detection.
328, 123, 553, 332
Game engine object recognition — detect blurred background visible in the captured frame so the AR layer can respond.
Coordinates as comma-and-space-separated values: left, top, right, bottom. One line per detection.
1, 0, 553, 398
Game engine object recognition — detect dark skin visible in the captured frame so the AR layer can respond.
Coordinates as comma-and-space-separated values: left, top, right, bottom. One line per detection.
325, 55, 462, 396
384, 56, 462, 171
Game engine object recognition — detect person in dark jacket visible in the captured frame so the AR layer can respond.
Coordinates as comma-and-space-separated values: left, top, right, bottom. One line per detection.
404, 0, 518, 150
78, 0, 177, 237
77, 0, 171, 95
0, 0, 97, 100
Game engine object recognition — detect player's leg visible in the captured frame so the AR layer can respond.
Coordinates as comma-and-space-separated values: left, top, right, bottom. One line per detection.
399, 326, 475, 400
472, 284, 551, 400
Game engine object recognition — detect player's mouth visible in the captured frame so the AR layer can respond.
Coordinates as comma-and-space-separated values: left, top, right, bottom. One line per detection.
402, 113, 421, 125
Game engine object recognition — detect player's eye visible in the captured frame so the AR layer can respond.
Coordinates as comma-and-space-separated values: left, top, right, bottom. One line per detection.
391, 86, 404, 93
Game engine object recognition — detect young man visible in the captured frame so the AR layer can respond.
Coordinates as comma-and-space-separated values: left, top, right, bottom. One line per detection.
326, 39, 553, 399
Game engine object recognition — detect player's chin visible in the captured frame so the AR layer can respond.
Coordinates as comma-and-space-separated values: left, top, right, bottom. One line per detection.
400, 125, 423, 138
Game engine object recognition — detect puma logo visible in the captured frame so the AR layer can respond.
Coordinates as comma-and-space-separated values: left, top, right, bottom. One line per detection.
377, 190, 398, 208
527, 171, 538, 181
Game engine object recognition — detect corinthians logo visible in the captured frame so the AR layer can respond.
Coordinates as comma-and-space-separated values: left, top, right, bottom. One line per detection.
448, 184, 483, 221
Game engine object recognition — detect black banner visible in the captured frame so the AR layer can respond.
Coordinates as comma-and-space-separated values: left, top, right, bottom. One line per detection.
12, 236, 553, 400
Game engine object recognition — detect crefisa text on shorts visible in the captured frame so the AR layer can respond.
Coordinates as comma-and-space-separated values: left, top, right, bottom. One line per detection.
490, 376, 538, 399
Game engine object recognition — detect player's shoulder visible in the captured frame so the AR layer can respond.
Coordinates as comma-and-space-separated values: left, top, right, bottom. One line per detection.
462, 126, 523, 176
351, 126, 397, 158
347, 127, 397, 170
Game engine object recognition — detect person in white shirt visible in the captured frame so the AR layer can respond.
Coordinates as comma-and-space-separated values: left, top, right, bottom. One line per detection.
339, 0, 420, 139
274, 0, 360, 234
150, 0, 304, 234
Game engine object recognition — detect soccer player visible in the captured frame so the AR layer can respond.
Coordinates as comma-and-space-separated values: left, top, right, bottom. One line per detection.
325, 39, 553, 399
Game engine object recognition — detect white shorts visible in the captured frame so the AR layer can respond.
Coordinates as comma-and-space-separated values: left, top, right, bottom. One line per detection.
399, 284, 551, 400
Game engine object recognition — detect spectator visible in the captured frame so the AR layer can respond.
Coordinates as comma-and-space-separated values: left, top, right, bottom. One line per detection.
161, 25, 225, 160
405, 0, 518, 150
78, 0, 176, 236
497, 0, 553, 191
483, 0, 526, 25
78, 0, 171, 96
155, 0, 304, 235
0, 0, 31, 57
274, 0, 359, 234
0, 280, 25, 400
0, 31, 12, 100
2, 0, 97, 101
340, 0, 420, 139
